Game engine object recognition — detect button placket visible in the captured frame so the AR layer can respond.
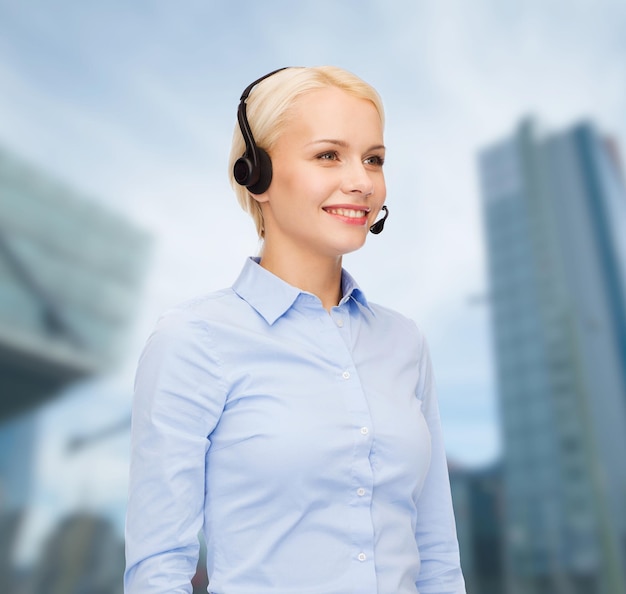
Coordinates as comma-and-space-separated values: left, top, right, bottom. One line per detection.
327, 308, 374, 575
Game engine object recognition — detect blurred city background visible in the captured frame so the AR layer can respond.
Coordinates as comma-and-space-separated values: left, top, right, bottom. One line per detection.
1, 2, 624, 593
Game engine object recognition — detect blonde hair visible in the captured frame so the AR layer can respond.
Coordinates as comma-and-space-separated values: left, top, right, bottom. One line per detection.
228, 66, 385, 237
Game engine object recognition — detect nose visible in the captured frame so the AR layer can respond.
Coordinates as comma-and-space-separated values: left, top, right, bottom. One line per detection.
342, 160, 374, 196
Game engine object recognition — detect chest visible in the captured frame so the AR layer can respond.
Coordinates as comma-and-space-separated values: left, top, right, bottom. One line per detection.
204, 311, 431, 498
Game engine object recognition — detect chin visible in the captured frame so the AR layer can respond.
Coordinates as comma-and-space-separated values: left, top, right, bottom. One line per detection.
331, 236, 369, 257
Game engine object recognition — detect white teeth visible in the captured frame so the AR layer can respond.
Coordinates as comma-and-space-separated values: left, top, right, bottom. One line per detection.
326, 208, 366, 218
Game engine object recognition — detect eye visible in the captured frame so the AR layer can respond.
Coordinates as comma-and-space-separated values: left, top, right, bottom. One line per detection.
317, 151, 339, 161
364, 154, 385, 167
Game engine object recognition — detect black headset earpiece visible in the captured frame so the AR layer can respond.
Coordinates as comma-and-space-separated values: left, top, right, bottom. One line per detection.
234, 67, 288, 195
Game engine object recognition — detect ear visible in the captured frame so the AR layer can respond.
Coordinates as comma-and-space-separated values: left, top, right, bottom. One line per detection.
250, 189, 270, 204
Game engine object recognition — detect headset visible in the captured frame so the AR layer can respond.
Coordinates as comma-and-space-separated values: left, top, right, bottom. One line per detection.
233, 67, 288, 195
233, 67, 389, 233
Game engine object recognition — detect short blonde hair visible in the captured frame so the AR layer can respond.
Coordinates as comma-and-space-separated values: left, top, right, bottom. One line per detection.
228, 66, 385, 238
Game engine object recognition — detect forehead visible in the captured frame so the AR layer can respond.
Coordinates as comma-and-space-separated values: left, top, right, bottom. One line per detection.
290, 86, 380, 119
281, 87, 383, 139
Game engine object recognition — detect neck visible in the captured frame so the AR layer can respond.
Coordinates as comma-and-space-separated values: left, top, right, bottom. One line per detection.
259, 242, 343, 312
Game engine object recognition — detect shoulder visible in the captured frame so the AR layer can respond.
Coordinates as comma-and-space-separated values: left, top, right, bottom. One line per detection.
152, 287, 248, 335
135, 289, 244, 398
142, 287, 247, 360
134, 292, 231, 431
167, 286, 245, 323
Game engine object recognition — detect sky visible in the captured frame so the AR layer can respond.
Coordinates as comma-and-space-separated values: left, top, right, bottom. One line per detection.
1, 0, 625, 563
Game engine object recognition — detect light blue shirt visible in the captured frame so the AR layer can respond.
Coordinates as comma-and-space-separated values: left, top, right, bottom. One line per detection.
125, 257, 465, 594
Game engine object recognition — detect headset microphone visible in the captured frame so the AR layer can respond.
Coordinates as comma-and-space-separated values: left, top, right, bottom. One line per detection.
369, 205, 389, 234
233, 67, 288, 195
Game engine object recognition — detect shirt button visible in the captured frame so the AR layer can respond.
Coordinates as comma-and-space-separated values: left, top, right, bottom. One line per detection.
357, 488, 366, 496
336, 318, 344, 327
360, 426, 369, 435
342, 370, 351, 379
358, 552, 367, 562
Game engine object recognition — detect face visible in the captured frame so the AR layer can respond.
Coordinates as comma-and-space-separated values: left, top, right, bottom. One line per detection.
256, 86, 386, 261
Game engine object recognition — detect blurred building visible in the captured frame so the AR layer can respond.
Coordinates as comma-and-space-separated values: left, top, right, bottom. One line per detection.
0, 144, 150, 590
449, 462, 504, 594
0, 412, 37, 592
479, 120, 626, 594
0, 144, 150, 421
31, 511, 125, 594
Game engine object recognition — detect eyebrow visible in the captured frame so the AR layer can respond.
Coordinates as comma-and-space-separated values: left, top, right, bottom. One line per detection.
307, 139, 386, 151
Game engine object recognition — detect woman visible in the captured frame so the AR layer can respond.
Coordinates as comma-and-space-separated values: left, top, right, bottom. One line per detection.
124, 66, 465, 594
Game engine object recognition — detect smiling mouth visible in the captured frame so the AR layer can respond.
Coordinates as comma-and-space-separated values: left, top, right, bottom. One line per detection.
323, 207, 370, 219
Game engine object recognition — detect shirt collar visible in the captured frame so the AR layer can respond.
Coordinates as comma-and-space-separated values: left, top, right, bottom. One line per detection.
232, 257, 373, 325
339, 267, 372, 314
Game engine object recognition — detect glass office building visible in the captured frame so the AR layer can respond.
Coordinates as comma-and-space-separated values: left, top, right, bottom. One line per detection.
449, 462, 504, 594
479, 120, 626, 594
0, 144, 150, 590
0, 144, 150, 421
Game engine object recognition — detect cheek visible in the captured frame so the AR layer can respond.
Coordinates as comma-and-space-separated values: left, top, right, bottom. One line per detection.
285, 170, 336, 206
377, 173, 387, 196
269, 171, 300, 212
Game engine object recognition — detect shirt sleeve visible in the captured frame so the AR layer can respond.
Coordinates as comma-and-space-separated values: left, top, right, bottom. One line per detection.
414, 329, 467, 594
124, 309, 227, 594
